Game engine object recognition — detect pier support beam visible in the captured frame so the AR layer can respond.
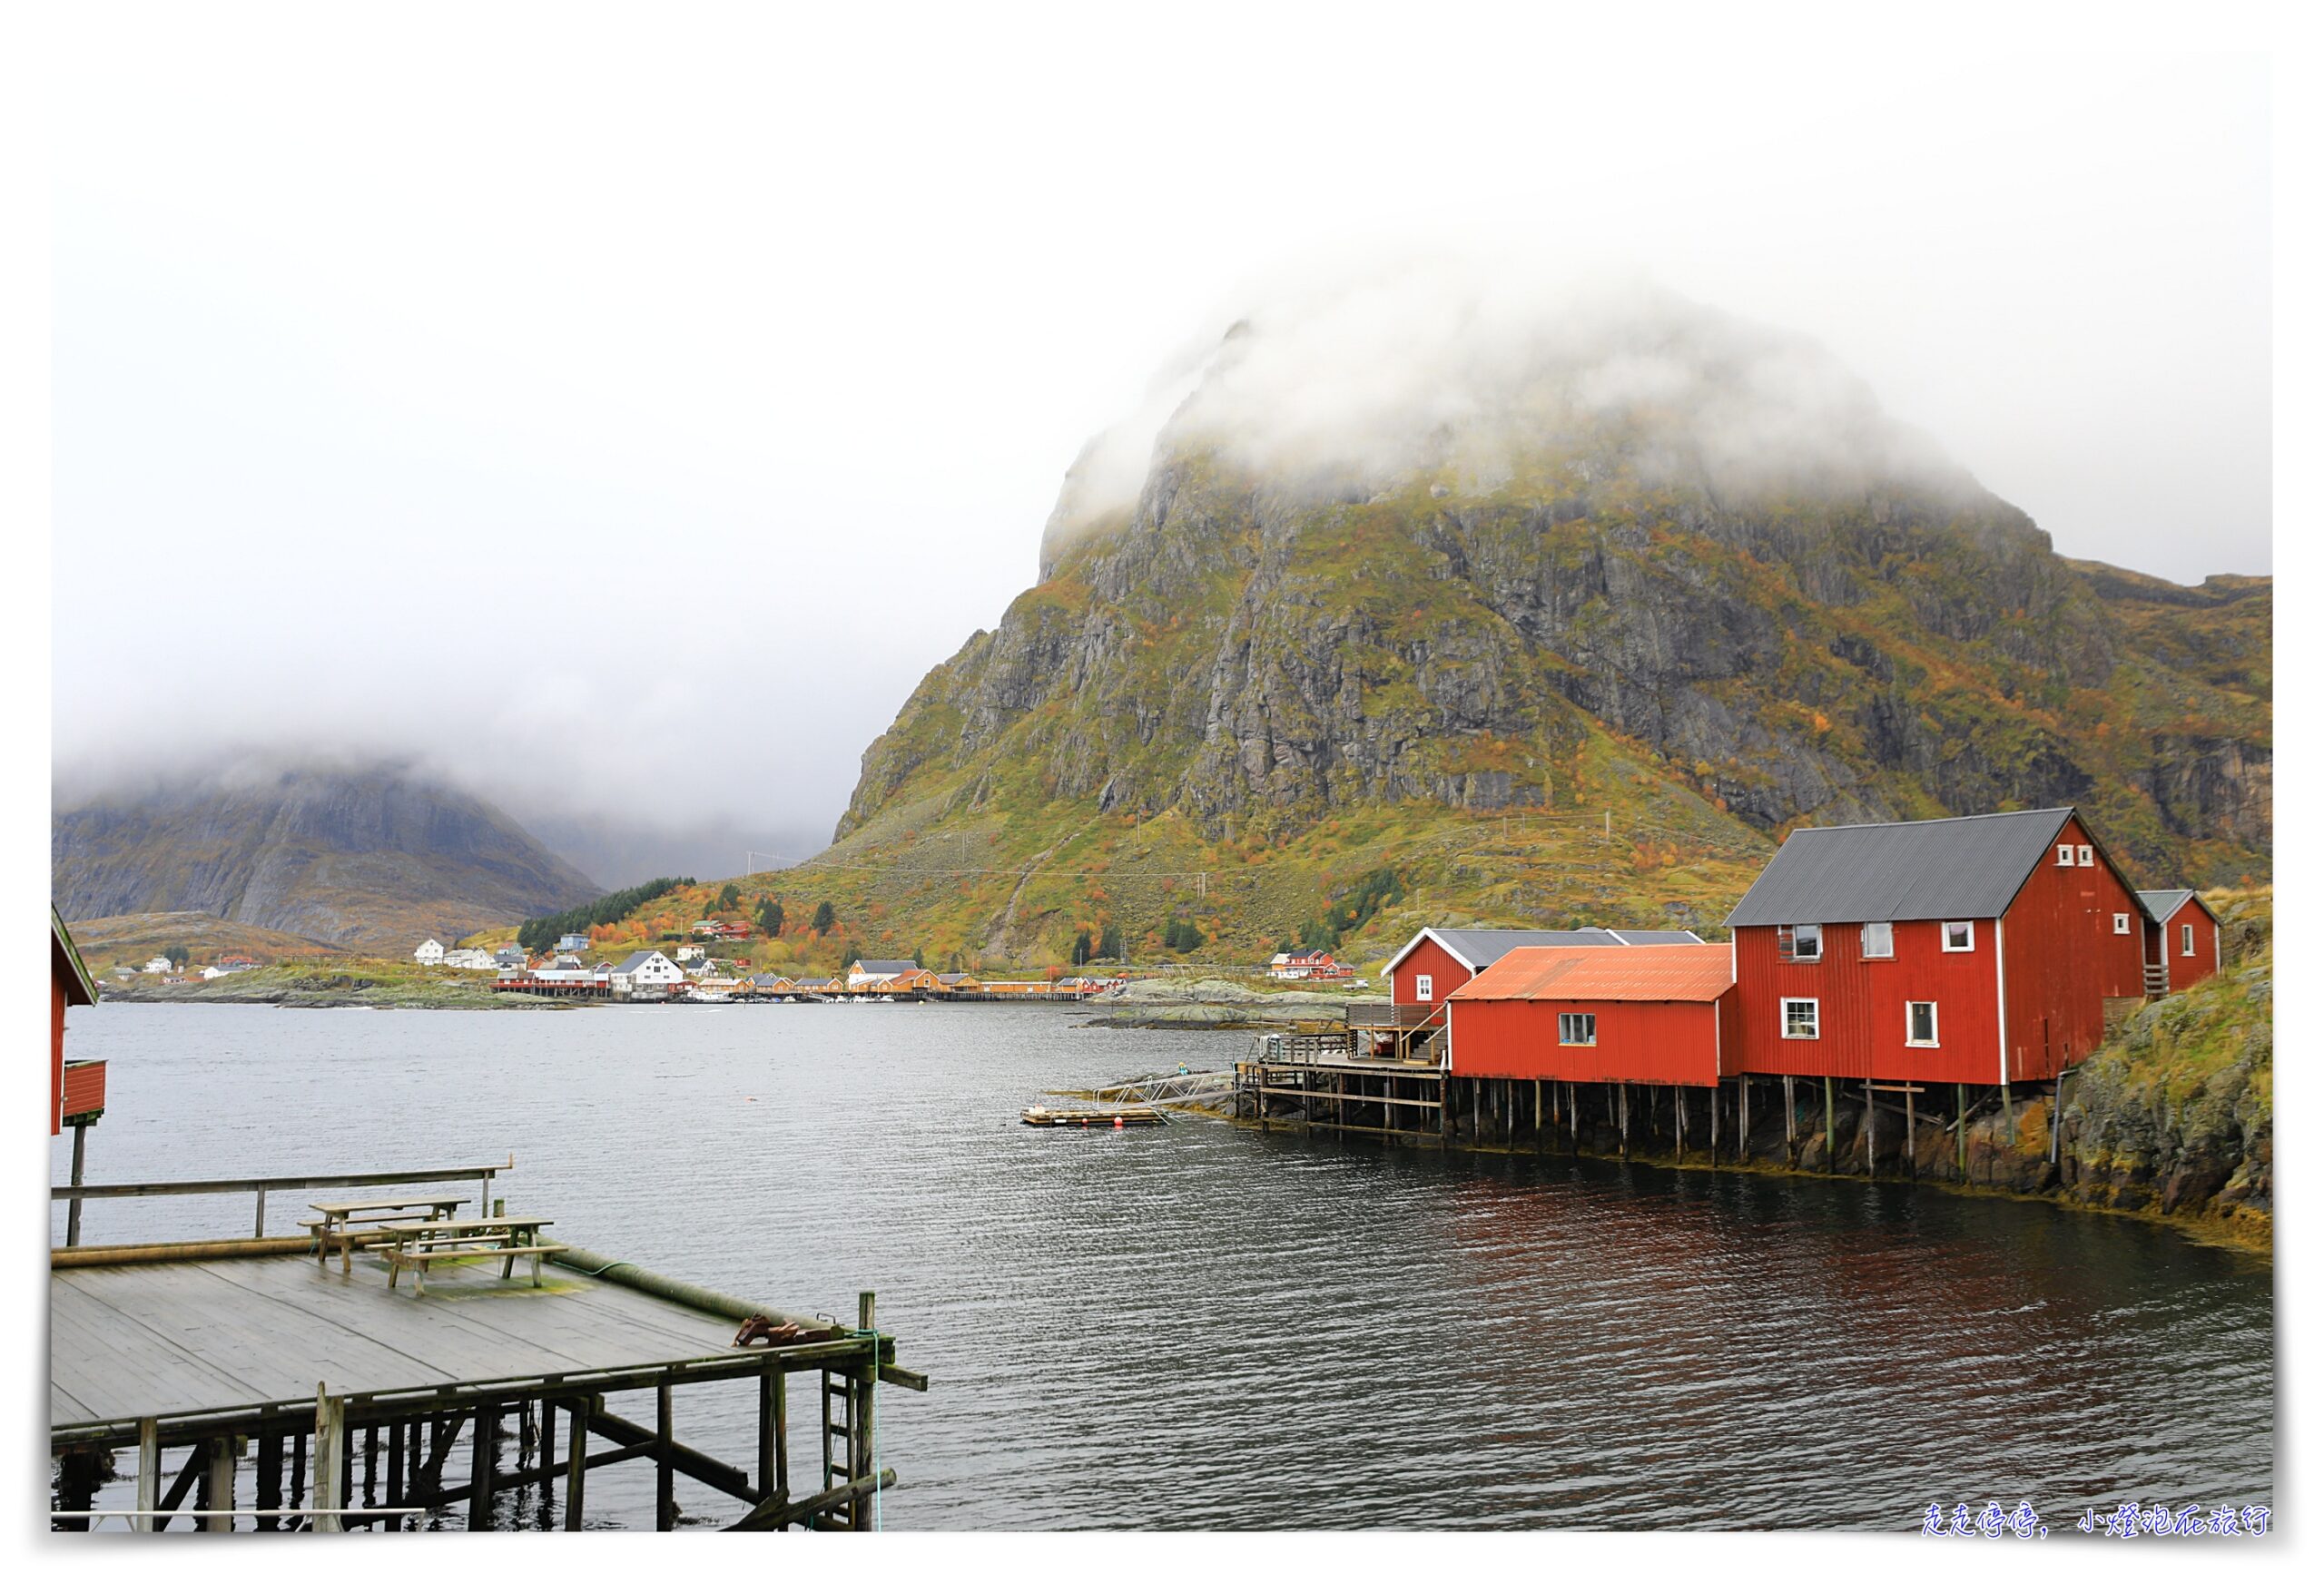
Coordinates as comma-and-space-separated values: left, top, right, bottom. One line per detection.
1823, 1078, 1836, 1172
563, 1398, 590, 1531
1738, 1078, 1748, 1164
468, 1404, 497, 1531
1957, 1083, 1969, 1176
1905, 1086, 1917, 1180
655, 1382, 676, 1530
313, 1388, 346, 1532
203, 1436, 237, 1531
134, 1420, 161, 1533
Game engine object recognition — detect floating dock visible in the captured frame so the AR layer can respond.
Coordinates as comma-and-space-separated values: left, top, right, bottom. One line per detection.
49, 1166, 924, 1532
1019, 1105, 1166, 1128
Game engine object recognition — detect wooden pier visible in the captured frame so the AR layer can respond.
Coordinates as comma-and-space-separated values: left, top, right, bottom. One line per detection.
49, 1166, 925, 1533
1235, 1038, 2060, 1179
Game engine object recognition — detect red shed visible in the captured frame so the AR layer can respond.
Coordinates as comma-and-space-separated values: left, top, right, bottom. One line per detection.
51, 909, 99, 1136
1724, 808, 2147, 1086
1445, 944, 1738, 1086
1386, 926, 1703, 1006
2136, 889, 2222, 995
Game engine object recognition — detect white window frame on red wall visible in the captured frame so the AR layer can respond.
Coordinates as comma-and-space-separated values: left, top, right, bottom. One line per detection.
2077, 845, 2093, 866
2113, 913, 2131, 934
1778, 923, 1822, 962
1558, 1012, 1597, 1047
1860, 921, 1894, 959
1941, 920, 1975, 952
1905, 1000, 1939, 1047
1781, 998, 1819, 1039
1415, 973, 1433, 1001
2056, 844, 2075, 866
2181, 924, 2195, 958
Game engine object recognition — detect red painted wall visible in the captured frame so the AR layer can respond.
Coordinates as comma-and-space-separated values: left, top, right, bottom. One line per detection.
51, 976, 65, 1136
1731, 917, 2003, 1084
1448, 995, 1728, 1086
1999, 815, 2148, 1081
2153, 900, 2221, 994
1393, 938, 1472, 1007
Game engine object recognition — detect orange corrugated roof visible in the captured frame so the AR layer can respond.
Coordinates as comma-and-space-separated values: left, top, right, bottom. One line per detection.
1448, 943, 1734, 1003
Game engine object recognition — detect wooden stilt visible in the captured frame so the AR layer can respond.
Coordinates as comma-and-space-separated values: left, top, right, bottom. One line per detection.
655, 1382, 675, 1530
204, 1436, 237, 1532
1710, 1081, 1720, 1163
313, 1387, 345, 1533
468, 1404, 497, 1531
1738, 1077, 1748, 1163
2001, 1081, 2014, 1149
1957, 1082, 1969, 1176
564, 1398, 589, 1531
257, 1431, 282, 1532
1783, 1075, 1796, 1150
1676, 1086, 1686, 1160
1620, 1083, 1630, 1158
134, 1419, 162, 1533
537, 1401, 556, 1497
1823, 1077, 1836, 1172
2050, 1070, 2068, 1165
1863, 1082, 1876, 1175
1905, 1086, 1917, 1180
855, 1292, 879, 1533
385, 1421, 404, 1527
363, 1423, 379, 1504
290, 1421, 307, 1516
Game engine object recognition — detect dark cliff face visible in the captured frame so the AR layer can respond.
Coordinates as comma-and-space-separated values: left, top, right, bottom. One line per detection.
843, 437, 2269, 888
52, 763, 603, 949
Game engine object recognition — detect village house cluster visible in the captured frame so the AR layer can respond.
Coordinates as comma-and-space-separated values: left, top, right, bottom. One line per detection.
1381, 808, 2220, 1091
479, 939, 1123, 1003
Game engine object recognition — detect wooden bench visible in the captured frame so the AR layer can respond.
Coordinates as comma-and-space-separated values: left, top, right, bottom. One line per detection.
303, 1195, 468, 1273
379, 1216, 564, 1294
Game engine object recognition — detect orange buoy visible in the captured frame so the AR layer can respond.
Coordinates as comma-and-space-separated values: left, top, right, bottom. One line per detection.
1113, 1116, 1125, 1129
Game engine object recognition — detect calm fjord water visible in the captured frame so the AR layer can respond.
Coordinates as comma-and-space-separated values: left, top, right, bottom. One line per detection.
53, 1003, 2271, 1531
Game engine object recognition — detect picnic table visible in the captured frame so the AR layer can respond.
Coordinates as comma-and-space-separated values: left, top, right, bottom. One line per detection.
379, 1215, 569, 1295
302, 1195, 468, 1273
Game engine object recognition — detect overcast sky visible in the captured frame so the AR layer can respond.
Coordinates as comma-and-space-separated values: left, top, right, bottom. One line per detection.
44, 10, 2271, 881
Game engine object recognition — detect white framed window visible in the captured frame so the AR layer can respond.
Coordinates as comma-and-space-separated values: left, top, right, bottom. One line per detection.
1558, 1012, 1597, 1046
2077, 845, 2093, 867
1942, 920, 1975, 952
1905, 1000, 1939, 1047
1781, 998, 1819, 1039
2056, 844, 2075, 867
1778, 923, 1822, 962
2181, 924, 2195, 958
2113, 913, 2131, 934
1860, 921, 1894, 959
1414, 973, 1433, 1001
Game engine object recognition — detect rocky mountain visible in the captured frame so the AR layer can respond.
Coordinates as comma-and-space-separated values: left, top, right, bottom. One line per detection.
52, 761, 603, 951
773, 279, 2272, 967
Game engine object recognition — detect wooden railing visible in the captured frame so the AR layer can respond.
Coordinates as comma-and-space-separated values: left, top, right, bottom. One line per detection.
49, 1162, 512, 1249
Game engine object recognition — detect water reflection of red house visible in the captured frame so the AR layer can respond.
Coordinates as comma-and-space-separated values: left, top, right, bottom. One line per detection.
51, 909, 101, 1136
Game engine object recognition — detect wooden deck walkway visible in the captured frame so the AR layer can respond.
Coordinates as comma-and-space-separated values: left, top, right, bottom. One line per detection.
52, 1253, 746, 1429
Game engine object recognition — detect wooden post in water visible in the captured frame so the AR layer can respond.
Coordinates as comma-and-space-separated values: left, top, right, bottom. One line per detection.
65, 1119, 90, 1246
1823, 1077, 1836, 1172
1710, 1082, 1720, 1163
1783, 1075, 1796, 1153
385, 1421, 403, 1526
134, 1419, 162, 1533
1738, 1077, 1748, 1164
1675, 1086, 1686, 1161
855, 1291, 879, 1533
1619, 1083, 1630, 1158
1905, 1086, 1917, 1180
563, 1397, 590, 1531
1863, 1082, 1876, 1176
1957, 1083, 1968, 1177
537, 1400, 556, 1499
312, 1386, 345, 1533
2050, 1070, 2068, 1165
363, 1423, 379, 1505
2000, 1081, 2014, 1150
469, 1403, 497, 1531
204, 1437, 237, 1532
290, 1419, 308, 1518
655, 1382, 675, 1530
1534, 1078, 1544, 1150
257, 1431, 282, 1532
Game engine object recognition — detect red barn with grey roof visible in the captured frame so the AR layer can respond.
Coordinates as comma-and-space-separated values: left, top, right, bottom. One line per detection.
1725, 808, 2147, 1086
1445, 944, 1738, 1086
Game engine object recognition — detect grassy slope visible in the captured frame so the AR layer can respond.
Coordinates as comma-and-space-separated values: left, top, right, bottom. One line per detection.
69, 911, 343, 975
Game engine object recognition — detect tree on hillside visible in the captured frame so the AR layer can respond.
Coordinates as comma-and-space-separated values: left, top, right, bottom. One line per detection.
717, 882, 742, 913
1098, 922, 1123, 960
811, 900, 836, 933
1070, 929, 1094, 967
757, 898, 785, 935
163, 943, 190, 969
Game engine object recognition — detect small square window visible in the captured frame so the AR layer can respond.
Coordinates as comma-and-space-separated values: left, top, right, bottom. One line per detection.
1905, 1000, 1939, 1047
1559, 1012, 1597, 1046
2077, 845, 2093, 867
2181, 924, 2195, 958
1779, 923, 1822, 962
1414, 974, 1433, 1001
2057, 844, 2075, 867
1942, 921, 1974, 952
2113, 913, 2131, 934
1782, 998, 1819, 1039
1860, 921, 1894, 959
